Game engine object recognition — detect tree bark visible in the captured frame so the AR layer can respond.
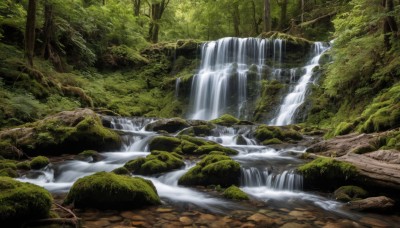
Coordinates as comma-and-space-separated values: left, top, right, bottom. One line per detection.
278, 0, 288, 30
251, 0, 259, 35
25, 0, 37, 67
263, 0, 271, 32
232, 1, 240, 36
383, 0, 398, 49
148, 0, 169, 43
133, 0, 141, 17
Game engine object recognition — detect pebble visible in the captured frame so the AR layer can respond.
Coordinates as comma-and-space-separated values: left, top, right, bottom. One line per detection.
179, 216, 193, 225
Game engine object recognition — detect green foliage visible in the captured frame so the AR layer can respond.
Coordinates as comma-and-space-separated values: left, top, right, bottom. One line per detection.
178, 154, 240, 187
0, 177, 53, 222
334, 185, 368, 202
63, 172, 160, 209
30, 156, 50, 170
223, 185, 249, 200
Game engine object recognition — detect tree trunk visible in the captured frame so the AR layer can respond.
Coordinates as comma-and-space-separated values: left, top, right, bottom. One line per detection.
133, 0, 141, 17
251, 0, 259, 35
232, 1, 240, 36
263, 0, 271, 32
278, 0, 288, 30
383, 0, 398, 49
25, 0, 37, 67
148, 0, 169, 43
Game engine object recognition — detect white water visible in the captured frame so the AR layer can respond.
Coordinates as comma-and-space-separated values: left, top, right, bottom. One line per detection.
270, 42, 330, 126
188, 37, 282, 120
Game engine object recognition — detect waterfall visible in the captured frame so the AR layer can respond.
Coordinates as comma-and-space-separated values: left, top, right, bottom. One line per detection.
175, 77, 181, 98
270, 42, 330, 126
240, 167, 303, 191
188, 37, 283, 120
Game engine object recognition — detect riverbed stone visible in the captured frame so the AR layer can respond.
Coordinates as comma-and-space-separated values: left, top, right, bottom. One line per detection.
145, 117, 190, 133
346, 196, 395, 212
179, 216, 193, 225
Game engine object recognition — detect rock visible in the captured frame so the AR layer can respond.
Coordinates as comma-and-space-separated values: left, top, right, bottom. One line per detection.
148, 136, 182, 152
359, 217, 391, 227
334, 185, 368, 202
124, 151, 184, 175
0, 177, 53, 222
145, 118, 190, 133
323, 219, 362, 228
223, 185, 249, 200
280, 222, 313, 228
0, 160, 18, 177
16, 161, 31, 170
247, 213, 275, 225
30, 156, 49, 169
0, 109, 121, 156
112, 167, 130, 175
297, 157, 358, 190
288, 210, 317, 221
254, 125, 302, 144
346, 196, 395, 212
156, 208, 173, 213
365, 149, 400, 164
75, 150, 104, 162
0, 141, 23, 159
194, 144, 238, 155
178, 154, 240, 187
63, 172, 160, 209
179, 216, 193, 225
210, 114, 240, 126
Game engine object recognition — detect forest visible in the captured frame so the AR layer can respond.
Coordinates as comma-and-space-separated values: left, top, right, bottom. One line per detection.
1, 0, 400, 227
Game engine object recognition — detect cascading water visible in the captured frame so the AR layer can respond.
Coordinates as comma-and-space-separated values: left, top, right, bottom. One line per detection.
270, 42, 330, 126
188, 37, 284, 120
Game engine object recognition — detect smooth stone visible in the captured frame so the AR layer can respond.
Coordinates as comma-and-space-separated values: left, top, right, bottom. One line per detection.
198, 213, 217, 222
131, 221, 150, 227
131, 215, 146, 221
179, 216, 193, 226
247, 213, 275, 225
280, 222, 313, 228
360, 217, 391, 227
157, 208, 174, 213
161, 222, 183, 228
108, 215, 123, 222
160, 213, 178, 221
121, 211, 136, 219
288, 211, 317, 221
240, 223, 256, 228
346, 196, 395, 212
322, 219, 362, 228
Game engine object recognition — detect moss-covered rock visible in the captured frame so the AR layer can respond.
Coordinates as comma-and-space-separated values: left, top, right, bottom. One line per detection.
334, 185, 368, 202
297, 157, 358, 190
148, 136, 182, 152
16, 161, 31, 170
30, 156, 50, 170
63, 172, 160, 209
178, 154, 240, 187
178, 124, 216, 136
0, 177, 53, 222
0, 109, 121, 156
210, 114, 240, 126
0, 160, 18, 177
254, 125, 302, 143
125, 151, 184, 175
0, 141, 23, 160
262, 138, 283, 145
145, 118, 190, 133
223, 185, 249, 200
112, 167, 130, 175
74, 150, 104, 162
194, 144, 238, 155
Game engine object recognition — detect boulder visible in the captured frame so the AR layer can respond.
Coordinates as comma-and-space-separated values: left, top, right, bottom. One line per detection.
0, 160, 18, 177
254, 125, 302, 144
178, 154, 240, 187
124, 151, 184, 175
334, 185, 368, 202
148, 136, 182, 152
0, 177, 53, 222
346, 196, 395, 212
30, 156, 50, 170
145, 118, 190, 133
63, 172, 160, 209
210, 114, 239, 127
0, 109, 121, 156
223, 185, 249, 200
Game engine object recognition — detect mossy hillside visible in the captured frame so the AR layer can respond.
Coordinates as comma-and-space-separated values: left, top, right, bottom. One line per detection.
63, 172, 160, 209
254, 124, 302, 144
0, 177, 53, 222
254, 80, 286, 122
297, 157, 358, 190
223, 185, 249, 200
178, 154, 240, 187
0, 109, 121, 155
30, 156, 50, 170
334, 185, 368, 202
124, 151, 184, 175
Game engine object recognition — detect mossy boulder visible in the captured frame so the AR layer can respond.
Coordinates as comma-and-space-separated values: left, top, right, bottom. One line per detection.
16, 161, 31, 170
178, 124, 216, 136
0, 177, 53, 222
124, 151, 184, 175
0, 160, 18, 177
0, 141, 23, 160
30, 156, 50, 170
194, 144, 238, 155
254, 125, 302, 143
210, 114, 240, 126
0, 109, 121, 156
223, 185, 249, 200
297, 157, 358, 190
74, 150, 104, 162
112, 167, 130, 175
148, 136, 182, 152
145, 118, 190, 133
334, 185, 368, 202
63, 172, 160, 209
262, 138, 283, 145
178, 154, 240, 187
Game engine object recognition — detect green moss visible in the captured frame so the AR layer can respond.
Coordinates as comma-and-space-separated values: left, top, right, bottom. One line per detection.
334, 185, 368, 202
178, 135, 214, 146
194, 144, 238, 155
351, 145, 376, 154
148, 136, 182, 152
334, 122, 354, 136
262, 138, 283, 145
297, 157, 358, 189
0, 177, 53, 222
30, 156, 50, 170
223, 185, 249, 200
0, 141, 22, 160
145, 118, 190, 133
124, 151, 184, 175
178, 154, 240, 187
16, 161, 31, 170
63, 172, 160, 209
254, 80, 285, 121
75, 150, 102, 161
0, 168, 18, 178
255, 125, 302, 143
112, 167, 130, 175
210, 114, 240, 126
